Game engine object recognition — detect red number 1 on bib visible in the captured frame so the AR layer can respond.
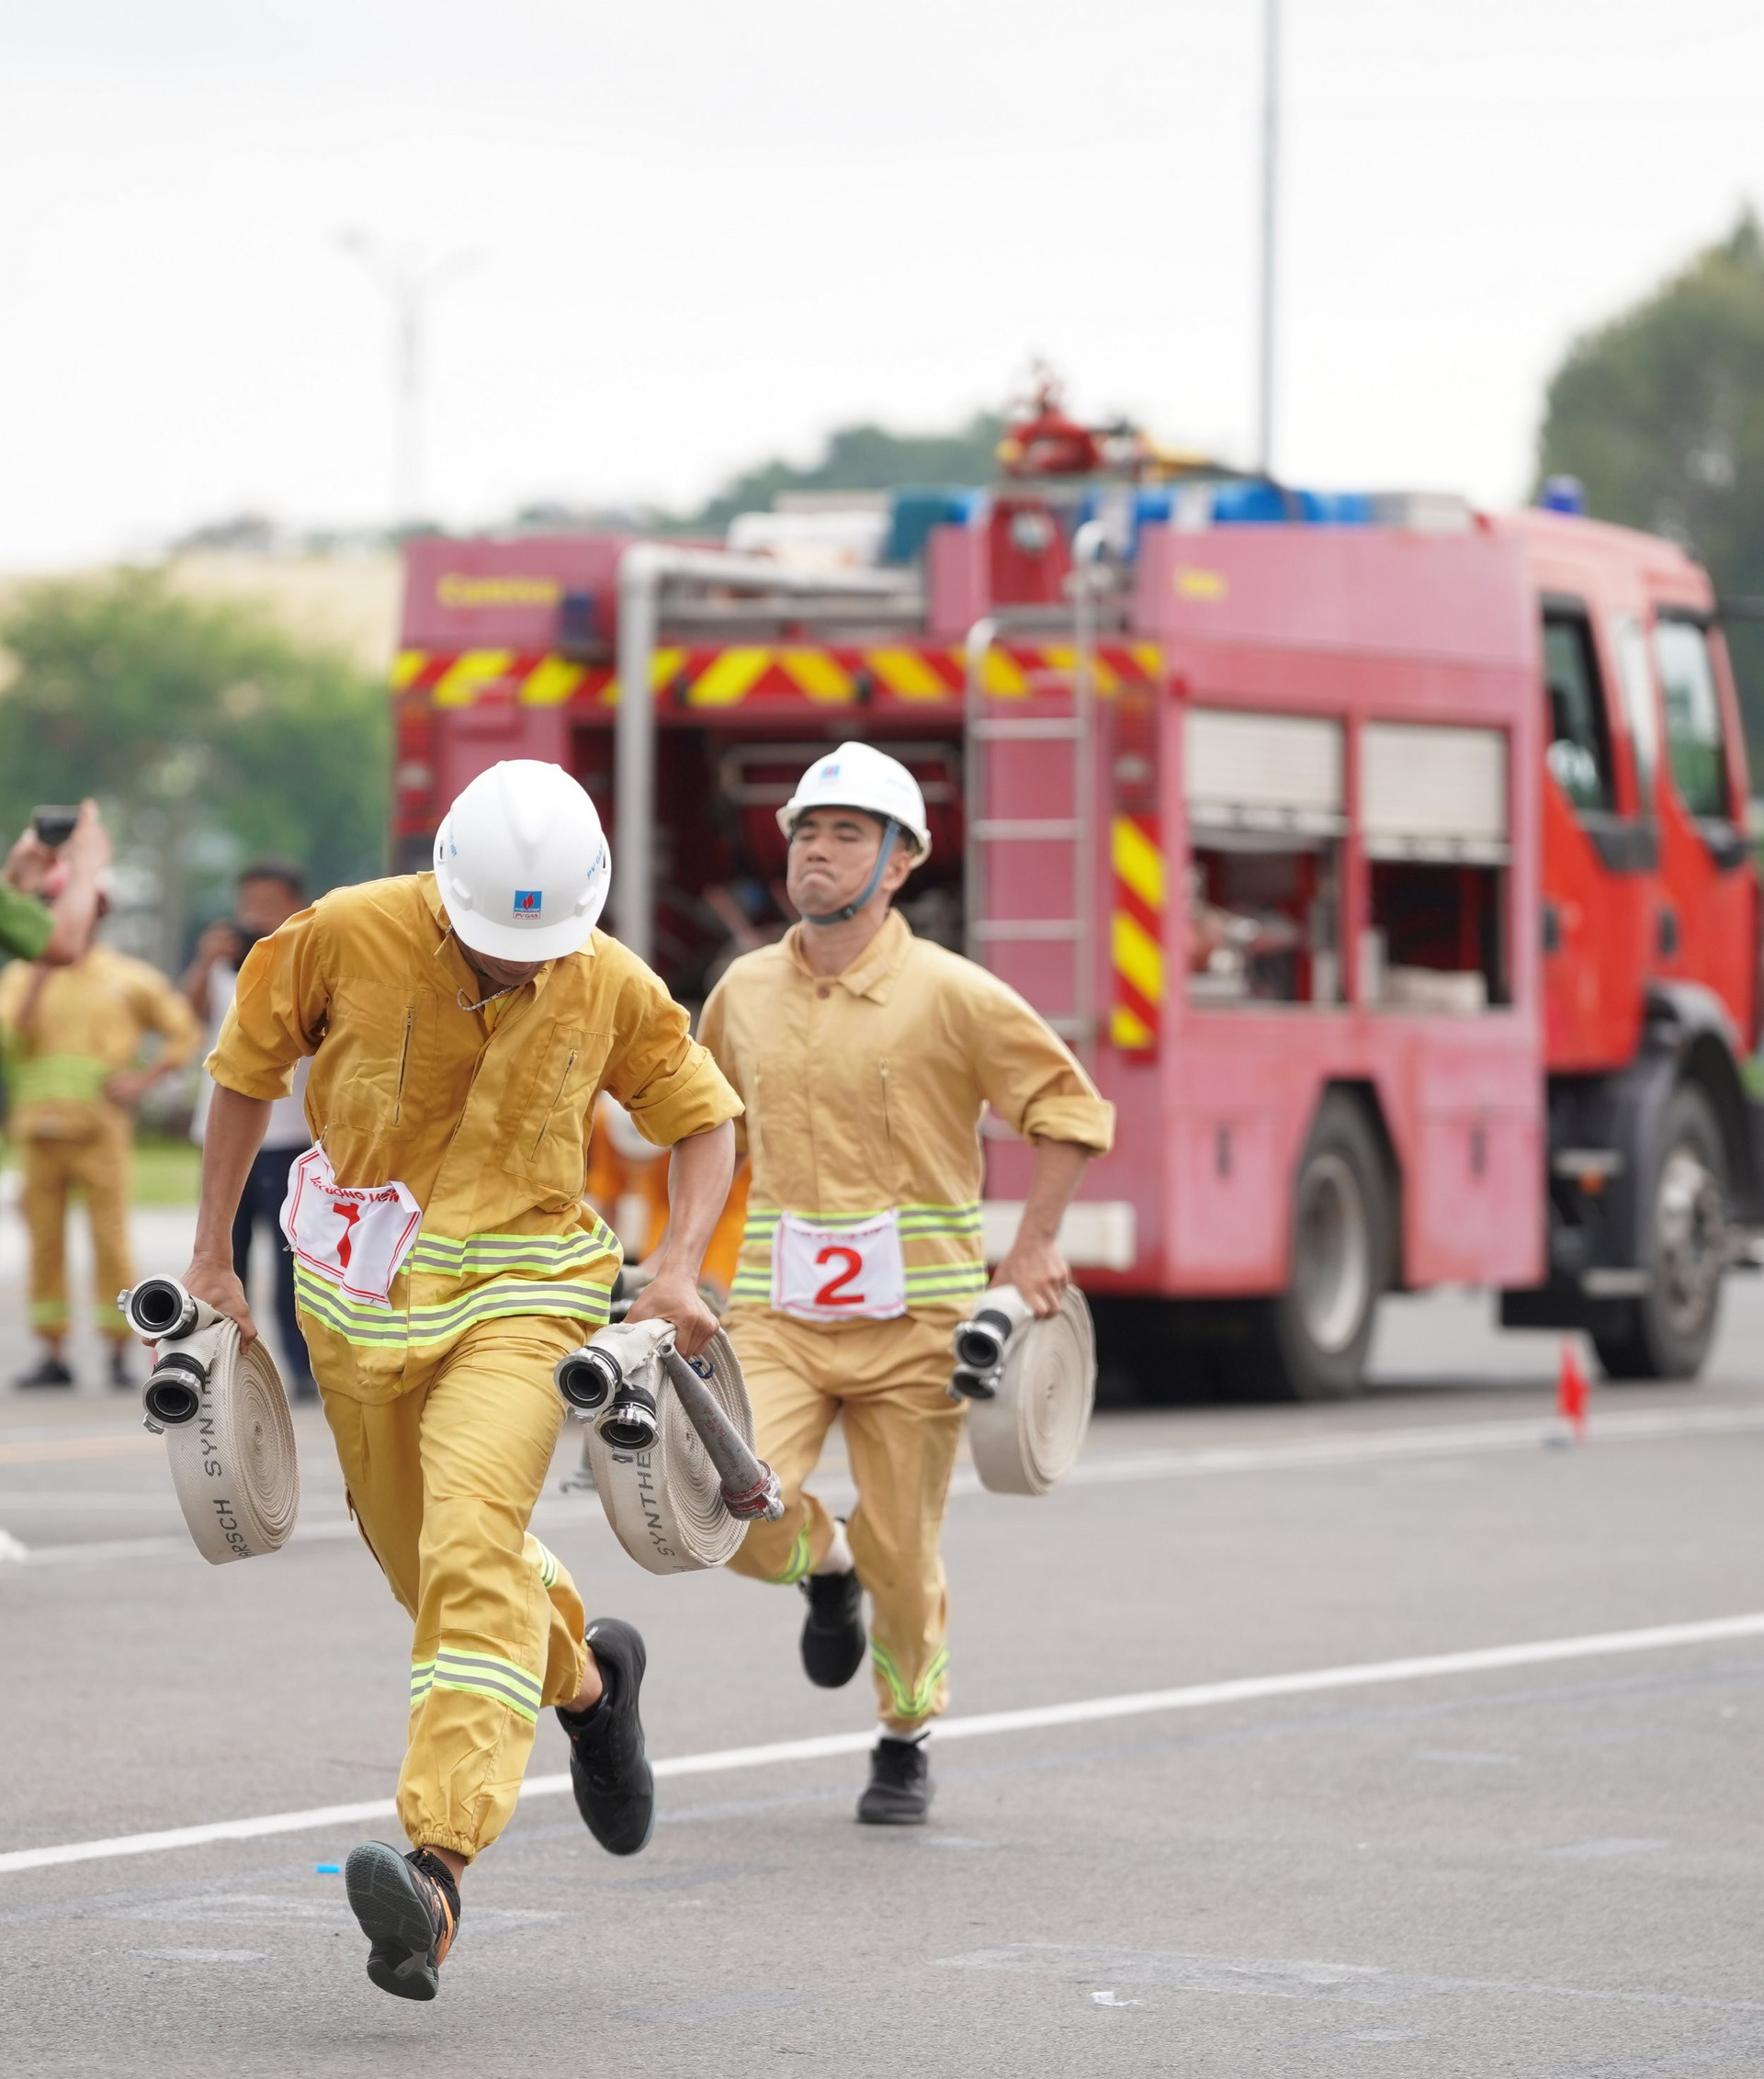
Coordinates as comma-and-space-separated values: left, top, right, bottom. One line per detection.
813, 1245, 865, 1308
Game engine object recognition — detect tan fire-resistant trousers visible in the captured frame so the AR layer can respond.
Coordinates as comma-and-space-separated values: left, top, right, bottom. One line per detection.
319, 1313, 590, 1862
725, 1307, 965, 1731
20, 1113, 133, 1341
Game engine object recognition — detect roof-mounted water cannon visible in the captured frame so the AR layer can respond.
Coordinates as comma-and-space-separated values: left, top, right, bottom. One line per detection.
997, 366, 1105, 480
996, 364, 1219, 486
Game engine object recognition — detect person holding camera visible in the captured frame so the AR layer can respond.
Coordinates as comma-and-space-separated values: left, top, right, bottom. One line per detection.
181, 861, 316, 1400
0, 826, 201, 1391
1, 802, 111, 966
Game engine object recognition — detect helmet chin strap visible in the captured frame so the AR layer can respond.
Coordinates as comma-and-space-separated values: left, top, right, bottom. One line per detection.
800, 819, 905, 927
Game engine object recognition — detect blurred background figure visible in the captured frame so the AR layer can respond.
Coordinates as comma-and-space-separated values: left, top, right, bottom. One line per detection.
181, 860, 315, 1401
0, 844, 200, 1389
0, 801, 111, 966
585, 1091, 749, 1310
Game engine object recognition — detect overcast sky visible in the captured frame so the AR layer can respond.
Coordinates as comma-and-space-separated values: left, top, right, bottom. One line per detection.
4, 0, 1762, 569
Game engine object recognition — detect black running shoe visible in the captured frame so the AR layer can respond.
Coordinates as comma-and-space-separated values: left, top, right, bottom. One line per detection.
558, 1617, 655, 1855
857, 1735, 933, 1825
14, 1353, 73, 1390
799, 1565, 865, 1689
345, 1841, 460, 2002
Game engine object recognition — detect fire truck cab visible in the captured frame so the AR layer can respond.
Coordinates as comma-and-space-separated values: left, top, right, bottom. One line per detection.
389, 473, 1760, 1399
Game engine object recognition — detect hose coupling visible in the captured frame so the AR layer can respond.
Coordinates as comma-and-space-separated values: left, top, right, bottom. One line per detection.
554, 1344, 622, 1416
598, 1381, 661, 1452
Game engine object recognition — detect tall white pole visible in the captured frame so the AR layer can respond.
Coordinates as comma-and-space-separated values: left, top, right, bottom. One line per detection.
392, 280, 422, 525
1256, 0, 1281, 476
340, 235, 474, 528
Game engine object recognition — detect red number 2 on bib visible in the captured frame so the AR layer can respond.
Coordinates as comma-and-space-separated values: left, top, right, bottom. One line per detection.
813, 1246, 865, 1308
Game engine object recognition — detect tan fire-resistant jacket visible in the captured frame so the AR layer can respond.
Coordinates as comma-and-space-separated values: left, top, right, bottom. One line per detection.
697, 910, 1114, 1318
209, 873, 741, 1390
0, 944, 200, 1140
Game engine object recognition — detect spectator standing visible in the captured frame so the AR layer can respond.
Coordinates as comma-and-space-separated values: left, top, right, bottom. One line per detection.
181, 862, 315, 1400
0, 878, 201, 1389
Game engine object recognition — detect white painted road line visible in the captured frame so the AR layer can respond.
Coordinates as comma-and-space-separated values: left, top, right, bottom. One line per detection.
1055, 1404, 1764, 1487
2, 1499, 609, 1568
4, 1610, 1761, 1878
9, 1404, 1764, 1569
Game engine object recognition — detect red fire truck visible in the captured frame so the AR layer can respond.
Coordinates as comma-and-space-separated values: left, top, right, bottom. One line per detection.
388, 460, 1760, 1399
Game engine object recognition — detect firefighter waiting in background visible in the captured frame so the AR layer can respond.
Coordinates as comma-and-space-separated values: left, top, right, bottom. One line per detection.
0, 878, 201, 1390
182, 760, 740, 2002
697, 743, 1114, 1825
181, 860, 316, 1400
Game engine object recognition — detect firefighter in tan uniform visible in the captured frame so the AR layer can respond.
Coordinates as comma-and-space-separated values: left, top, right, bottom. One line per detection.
183, 761, 740, 2002
1, 930, 201, 1390
698, 743, 1114, 1825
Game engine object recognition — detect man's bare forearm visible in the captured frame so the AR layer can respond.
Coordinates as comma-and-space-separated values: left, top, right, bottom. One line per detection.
651, 1120, 737, 1279
192, 1087, 274, 1261
1014, 1136, 1091, 1242
994, 1135, 1093, 1315
41, 866, 100, 966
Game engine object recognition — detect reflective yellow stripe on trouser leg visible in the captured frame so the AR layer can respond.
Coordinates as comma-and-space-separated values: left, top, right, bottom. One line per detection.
725, 1308, 964, 1730
320, 1313, 590, 1862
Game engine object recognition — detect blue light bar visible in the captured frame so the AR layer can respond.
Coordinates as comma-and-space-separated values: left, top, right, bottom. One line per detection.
1538, 475, 1587, 516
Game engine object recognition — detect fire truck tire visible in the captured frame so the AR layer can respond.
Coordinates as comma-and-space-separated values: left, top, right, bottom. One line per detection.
1240, 1093, 1391, 1402
1592, 1081, 1728, 1383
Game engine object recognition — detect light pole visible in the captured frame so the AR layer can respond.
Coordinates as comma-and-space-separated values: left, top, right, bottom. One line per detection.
339, 233, 475, 527
1255, 0, 1281, 477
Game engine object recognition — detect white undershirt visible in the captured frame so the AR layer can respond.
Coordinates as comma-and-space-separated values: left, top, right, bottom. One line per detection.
189, 962, 311, 1152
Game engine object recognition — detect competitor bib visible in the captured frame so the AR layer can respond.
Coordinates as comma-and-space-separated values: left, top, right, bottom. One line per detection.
279, 1145, 423, 1309
771, 1211, 907, 1323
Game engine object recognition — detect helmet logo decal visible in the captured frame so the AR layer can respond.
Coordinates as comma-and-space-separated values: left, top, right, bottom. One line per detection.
513, 889, 543, 918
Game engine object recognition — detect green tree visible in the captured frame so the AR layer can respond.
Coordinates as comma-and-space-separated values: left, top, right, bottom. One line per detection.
682, 412, 1008, 535
0, 570, 389, 967
1536, 212, 1764, 766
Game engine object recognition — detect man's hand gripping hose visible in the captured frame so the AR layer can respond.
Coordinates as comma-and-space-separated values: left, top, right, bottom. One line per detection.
555, 1319, 783, 1575
119, 1278, 300, 1564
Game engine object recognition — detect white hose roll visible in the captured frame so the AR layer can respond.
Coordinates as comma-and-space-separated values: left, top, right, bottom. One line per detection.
960, 1283, 1097, 1497
160, 1322, 300, 1564
577, 1323, 756, 1576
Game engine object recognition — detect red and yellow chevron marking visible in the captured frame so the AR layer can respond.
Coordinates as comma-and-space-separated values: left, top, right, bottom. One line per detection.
1110, 813, 1165, 1053
390, 641, 1164, 710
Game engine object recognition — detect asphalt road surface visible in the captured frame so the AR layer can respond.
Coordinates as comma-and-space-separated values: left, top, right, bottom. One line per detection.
2, 1203, 1763, 2076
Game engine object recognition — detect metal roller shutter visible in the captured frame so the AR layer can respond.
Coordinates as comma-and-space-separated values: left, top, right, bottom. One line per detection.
1361, 723, 1509, 863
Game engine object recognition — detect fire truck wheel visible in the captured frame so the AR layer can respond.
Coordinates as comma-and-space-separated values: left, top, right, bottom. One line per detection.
1238, 1092, 1392, 1402
1592, 1081, 1728, 1383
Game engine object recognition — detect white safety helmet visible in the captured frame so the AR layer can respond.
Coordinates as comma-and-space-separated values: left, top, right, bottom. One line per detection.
775, 741, 933, 864
433, 760, 611, 963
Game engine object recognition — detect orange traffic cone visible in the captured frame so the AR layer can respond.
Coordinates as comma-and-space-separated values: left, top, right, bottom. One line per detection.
1556, 1340, 1589, 1441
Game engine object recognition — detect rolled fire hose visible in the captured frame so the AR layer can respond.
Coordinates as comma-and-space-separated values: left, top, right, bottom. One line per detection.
554, 1319, 783, 1576
120, 1278, 300, 1565
948, 1282, 1097, 1497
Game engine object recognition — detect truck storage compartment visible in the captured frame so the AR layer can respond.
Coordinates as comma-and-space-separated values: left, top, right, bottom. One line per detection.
1183, 709, 1345, 1005
1360, 722, 1509, 1011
